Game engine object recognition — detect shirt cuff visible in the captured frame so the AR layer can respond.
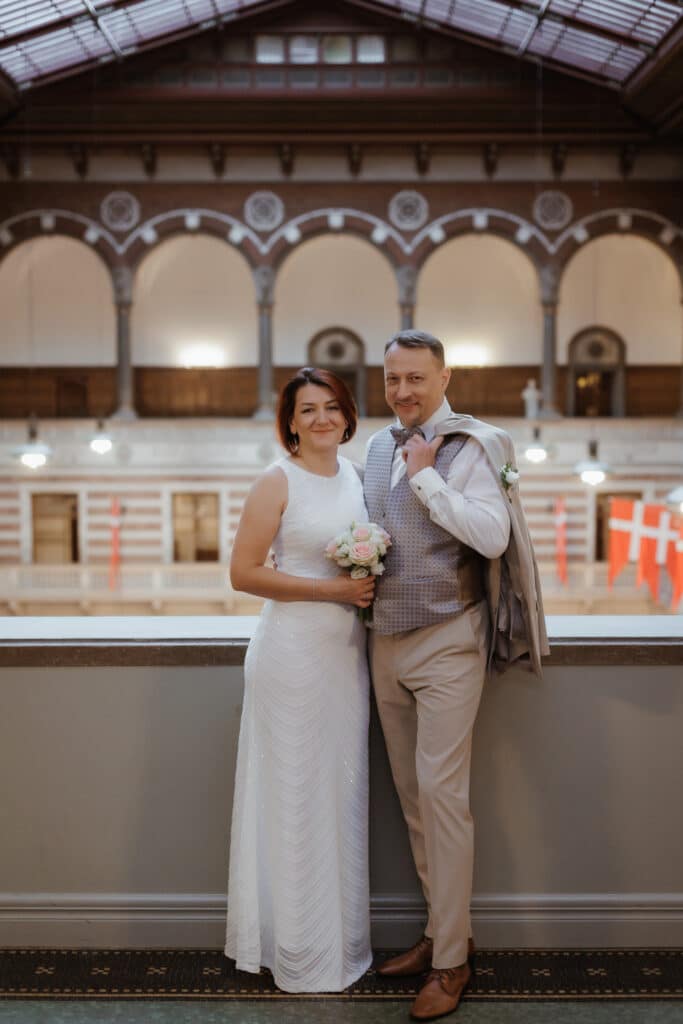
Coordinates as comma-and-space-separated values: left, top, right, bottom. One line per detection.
409, 466, 446, 504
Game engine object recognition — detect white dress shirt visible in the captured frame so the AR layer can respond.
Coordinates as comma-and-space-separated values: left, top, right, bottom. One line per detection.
381, 398, 510, 560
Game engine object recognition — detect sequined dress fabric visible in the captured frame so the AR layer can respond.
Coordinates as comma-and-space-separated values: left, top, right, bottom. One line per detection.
224, 456, 372, 993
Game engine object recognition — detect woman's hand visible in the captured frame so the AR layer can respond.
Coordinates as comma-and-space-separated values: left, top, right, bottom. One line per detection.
323, 574, 376, 608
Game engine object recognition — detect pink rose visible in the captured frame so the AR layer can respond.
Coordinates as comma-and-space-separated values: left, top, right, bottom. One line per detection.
350, 541, 376, 565
352, 525, 371, 541
325, 539, 338, 557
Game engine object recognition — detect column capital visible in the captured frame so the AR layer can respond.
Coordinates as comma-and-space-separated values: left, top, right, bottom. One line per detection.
539, 263, 560, 306
253, 265, 276, 305
112, 265, 134, 306
395, 264, 417, 305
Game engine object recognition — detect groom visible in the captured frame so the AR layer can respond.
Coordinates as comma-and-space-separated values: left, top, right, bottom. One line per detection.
365, 330, 547, 1021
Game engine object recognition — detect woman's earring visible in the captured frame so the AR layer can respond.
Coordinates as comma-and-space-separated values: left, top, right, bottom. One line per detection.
291, 432, 299, 450
342, 427, 350, 442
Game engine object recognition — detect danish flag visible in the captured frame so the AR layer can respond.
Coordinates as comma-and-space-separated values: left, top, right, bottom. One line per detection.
607, 498, 642, 588
554, 497, 568, 585
608, 498, 679, 603
109, 497, 121, 591
636, 503, 677, 603
672, 518, 683, 611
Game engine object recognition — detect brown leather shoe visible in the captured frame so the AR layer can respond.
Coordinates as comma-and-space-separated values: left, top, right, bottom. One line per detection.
378, 934, 433, 976
378, 937, 475, 977
410, 963, 471, 1021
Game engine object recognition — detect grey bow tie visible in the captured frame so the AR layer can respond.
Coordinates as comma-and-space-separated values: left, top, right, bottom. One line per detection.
390, 425, 425, 446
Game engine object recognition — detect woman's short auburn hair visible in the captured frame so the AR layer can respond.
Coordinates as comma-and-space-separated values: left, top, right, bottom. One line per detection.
276, 367, 358, 454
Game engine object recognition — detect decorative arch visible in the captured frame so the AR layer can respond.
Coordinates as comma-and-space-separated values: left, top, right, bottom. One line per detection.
554, 209, 683, 290
566, 326, 626, 417
123, 209, 261, 274
410, 208, 548, 277
308, 326, 367, 415
0, 211, 120, 283
267, 209, 403, 275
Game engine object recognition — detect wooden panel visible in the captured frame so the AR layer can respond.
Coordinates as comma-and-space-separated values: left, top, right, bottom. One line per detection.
2, 365, 679, 418
625, 366, 681, 416
135, 368, 258, 417
0, 369, 117, 418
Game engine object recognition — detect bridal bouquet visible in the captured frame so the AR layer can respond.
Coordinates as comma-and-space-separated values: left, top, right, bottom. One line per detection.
325, 522, 391, 624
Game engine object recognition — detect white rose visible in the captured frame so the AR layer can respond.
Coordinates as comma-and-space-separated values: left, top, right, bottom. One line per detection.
350, 565, 370, 579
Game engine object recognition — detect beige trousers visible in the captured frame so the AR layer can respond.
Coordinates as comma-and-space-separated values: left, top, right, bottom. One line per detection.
369, 601, 489, 969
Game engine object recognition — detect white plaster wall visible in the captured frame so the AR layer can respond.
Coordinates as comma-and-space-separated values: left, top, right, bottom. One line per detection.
558, 235, 682, 365
416, 235, 543, 365
131, 235, 258, 366
273, 235, 399, 365
0, 237, 116, 365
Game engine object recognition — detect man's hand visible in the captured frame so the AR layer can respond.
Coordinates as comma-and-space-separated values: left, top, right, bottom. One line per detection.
402, 434, 444, 479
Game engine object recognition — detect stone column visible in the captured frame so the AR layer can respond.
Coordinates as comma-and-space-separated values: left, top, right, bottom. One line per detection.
253, 266, 276, 420
538, 264, 562, 419
396, 265, 417, 331
111, 266, 137, 421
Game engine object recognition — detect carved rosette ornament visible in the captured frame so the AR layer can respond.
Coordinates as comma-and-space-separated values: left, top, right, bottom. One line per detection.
244, 191, 285, 232
533, 191, 573, 231
388, 190, 429, 231
100, 191, 141, 233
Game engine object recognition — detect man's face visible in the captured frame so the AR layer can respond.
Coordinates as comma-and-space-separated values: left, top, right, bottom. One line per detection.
384, 343, 451, 427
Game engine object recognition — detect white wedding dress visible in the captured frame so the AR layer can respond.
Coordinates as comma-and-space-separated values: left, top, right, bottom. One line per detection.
225, 455, 373, 993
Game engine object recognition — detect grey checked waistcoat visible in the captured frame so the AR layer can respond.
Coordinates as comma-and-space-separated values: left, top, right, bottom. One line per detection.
364, 426, 485, 634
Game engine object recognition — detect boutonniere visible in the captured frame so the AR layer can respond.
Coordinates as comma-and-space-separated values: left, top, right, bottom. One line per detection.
500, 461, 520, 502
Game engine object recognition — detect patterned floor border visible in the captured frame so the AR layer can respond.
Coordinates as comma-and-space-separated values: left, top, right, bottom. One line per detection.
0, 949, 681, 1001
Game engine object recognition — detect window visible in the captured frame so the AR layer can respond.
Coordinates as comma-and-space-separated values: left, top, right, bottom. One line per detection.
172, 494, 219, 563
255, 36, 284, 64
32, 494, 79, 564
322, 35, 352, 63
357, 35, 385, 63
289, 36, 318, 63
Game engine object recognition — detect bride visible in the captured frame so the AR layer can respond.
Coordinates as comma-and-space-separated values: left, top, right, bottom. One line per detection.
224, 366, 374, 992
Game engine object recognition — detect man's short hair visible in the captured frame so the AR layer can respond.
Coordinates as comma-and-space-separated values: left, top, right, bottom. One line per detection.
385, 330, 445, 367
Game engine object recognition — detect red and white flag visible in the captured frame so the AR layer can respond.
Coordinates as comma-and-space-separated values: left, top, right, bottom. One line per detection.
670, 516, 683, 612
636, 503, 678, 603
109, 497, 121, 591
554, 497, 568, 586
607, 498, 642, 587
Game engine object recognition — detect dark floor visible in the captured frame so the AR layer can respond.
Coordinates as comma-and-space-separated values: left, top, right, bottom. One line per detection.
1, 1001, 683, 1023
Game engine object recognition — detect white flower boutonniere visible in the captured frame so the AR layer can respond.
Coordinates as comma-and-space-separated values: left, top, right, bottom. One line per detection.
500, 461, 520, 502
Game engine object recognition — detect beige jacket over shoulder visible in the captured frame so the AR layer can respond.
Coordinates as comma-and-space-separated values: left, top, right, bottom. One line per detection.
434, 413, 550, 678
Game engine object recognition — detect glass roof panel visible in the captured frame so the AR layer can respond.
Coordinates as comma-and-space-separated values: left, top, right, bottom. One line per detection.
0, 0, 681, 89
0, 1, 82, 41
548, 1, 682, 46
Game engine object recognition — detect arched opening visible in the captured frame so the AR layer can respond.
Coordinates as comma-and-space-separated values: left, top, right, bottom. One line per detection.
567, 326, 626, 417
0, 236, 116, 417
417, 234, 542, 415
308, 327, 367, 415
274, 234, 398, 415
131, 234, 258, 415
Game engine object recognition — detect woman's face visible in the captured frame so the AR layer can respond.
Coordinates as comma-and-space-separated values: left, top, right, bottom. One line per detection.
290, 383, 347, 453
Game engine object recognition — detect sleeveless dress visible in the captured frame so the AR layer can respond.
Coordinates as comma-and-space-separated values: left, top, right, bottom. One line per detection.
224, 455, 373, 993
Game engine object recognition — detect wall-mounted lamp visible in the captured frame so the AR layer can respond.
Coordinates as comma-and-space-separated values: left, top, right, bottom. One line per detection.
90, 419, 113, 455
574, 439, 608, 486
524, 425, 548, 464
15, 416, 51, 469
